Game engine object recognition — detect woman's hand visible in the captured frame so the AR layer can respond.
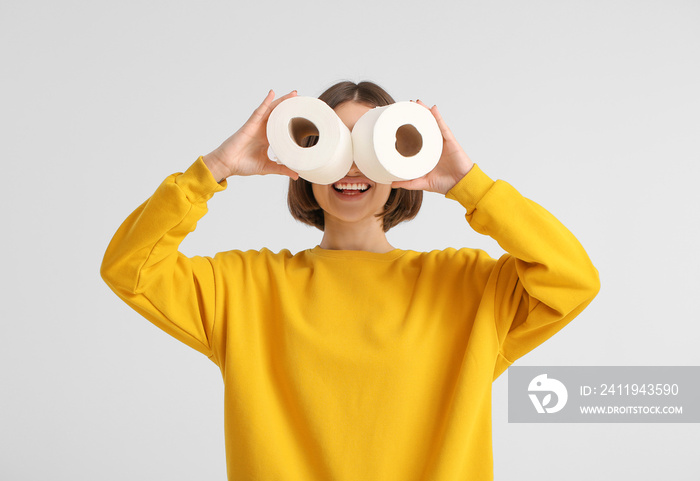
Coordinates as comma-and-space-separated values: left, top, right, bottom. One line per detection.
391, 100, 474, 195
203, 90, 300, 182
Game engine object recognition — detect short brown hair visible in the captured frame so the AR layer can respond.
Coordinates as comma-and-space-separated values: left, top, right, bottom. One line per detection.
287, 80, 423, 232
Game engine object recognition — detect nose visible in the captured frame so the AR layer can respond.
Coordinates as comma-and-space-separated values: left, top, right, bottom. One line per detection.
348, 162, 361, 175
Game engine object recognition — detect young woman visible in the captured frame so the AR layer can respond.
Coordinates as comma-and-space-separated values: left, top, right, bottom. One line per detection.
101, 81, 599, 480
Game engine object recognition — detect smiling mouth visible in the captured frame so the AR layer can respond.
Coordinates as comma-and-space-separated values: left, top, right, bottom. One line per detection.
332, 182, 371, 195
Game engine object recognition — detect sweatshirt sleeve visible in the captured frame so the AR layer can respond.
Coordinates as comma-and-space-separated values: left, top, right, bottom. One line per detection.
445, 165, 601, 379
100, 156, 227, 362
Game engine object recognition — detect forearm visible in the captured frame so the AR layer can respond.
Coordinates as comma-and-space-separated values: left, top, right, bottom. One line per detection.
101, 157, 225, 294
447, 165, 600, 314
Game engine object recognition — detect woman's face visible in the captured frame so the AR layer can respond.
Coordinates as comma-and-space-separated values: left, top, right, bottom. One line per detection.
311, 101, 393, 229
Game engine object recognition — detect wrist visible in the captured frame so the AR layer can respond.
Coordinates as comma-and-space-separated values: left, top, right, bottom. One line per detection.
440, 161, 474, 195
202, 151, 230, 183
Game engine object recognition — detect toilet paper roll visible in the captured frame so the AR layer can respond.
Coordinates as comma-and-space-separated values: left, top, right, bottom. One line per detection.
266, 96, 353, 185
351, 101, 443, 184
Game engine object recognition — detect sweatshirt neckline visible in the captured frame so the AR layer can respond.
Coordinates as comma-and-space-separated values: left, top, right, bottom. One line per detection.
308, 245, 406, 261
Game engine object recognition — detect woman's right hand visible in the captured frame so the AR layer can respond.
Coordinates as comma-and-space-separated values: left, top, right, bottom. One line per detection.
202, 90, 300, 183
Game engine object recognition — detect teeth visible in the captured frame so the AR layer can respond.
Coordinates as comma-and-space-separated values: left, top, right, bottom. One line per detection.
334, 183, 369, 191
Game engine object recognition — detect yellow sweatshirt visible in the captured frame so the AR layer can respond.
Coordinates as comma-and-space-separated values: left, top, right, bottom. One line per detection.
101, 157, 599, 480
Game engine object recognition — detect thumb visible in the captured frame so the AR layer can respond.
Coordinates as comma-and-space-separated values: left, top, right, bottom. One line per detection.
391, 178, 425, 190
267, 163, 300, 180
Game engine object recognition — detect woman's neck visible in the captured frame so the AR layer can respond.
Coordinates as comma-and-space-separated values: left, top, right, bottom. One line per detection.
318, 217, 395, 253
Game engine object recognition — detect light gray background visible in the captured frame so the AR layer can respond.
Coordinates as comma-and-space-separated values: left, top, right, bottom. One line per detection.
2, 0, 698, 479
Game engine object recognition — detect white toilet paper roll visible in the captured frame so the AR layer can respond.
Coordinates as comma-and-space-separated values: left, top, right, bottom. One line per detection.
351, 101, 443, 184
266, 96, 353, 185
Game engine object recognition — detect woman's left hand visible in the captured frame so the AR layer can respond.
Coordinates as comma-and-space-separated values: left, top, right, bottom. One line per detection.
391, 100, 474, 195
